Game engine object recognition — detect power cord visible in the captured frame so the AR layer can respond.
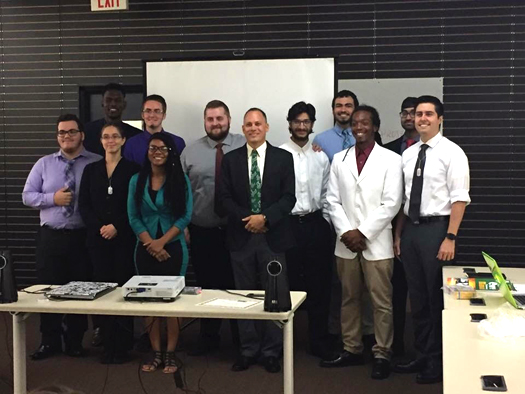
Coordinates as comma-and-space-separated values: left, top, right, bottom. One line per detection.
221, 289, 265, 300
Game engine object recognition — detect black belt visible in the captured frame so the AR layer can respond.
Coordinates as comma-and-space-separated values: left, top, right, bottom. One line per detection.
42, 225, 85, 234
413, 215, 449, 225
291, 210, 323, 224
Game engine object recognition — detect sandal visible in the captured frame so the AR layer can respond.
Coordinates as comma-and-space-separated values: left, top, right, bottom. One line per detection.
142, 351, 163, 372
163, 351, 181, 374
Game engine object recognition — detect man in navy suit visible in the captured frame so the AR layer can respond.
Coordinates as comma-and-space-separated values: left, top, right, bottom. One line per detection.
217, 108, 296, 374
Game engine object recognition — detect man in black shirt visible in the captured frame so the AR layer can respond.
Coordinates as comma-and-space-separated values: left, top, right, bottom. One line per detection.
83, 83, 141, 156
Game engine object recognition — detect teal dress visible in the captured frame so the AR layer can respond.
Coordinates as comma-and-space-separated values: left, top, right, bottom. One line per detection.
127, 174, 193, 276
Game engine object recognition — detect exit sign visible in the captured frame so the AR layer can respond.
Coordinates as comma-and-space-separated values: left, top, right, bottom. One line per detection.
91, 0, 128, 11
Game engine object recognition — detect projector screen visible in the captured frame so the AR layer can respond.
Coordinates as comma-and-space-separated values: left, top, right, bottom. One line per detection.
145, 58, 336, 147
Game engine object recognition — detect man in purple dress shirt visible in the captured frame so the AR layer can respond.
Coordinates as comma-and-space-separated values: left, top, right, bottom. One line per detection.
123, 94, 186, 165
22, 114, 101, 360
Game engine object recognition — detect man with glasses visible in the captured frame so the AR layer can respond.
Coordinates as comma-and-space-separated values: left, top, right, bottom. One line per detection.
181, 100, 245, 356
279, 102, 333, 360
124, 94, 186, 165
22, 114, 101, 360
84, 83, 142, 156
384, 97, 419, 357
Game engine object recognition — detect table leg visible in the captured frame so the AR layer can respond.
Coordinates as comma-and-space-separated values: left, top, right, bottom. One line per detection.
283, 315, 293, 394
13, 313, 27, 394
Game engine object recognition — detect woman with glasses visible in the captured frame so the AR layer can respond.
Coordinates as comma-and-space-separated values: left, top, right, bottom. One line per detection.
127, 132, 192, 374
79, 122, 140, 364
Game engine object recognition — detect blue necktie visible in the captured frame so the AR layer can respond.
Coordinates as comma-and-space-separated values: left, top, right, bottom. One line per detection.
62, 157, 77, 217
342, 129, 352, 150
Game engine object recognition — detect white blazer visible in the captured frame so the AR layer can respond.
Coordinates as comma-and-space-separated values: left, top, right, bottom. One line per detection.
327, 144, 403, 261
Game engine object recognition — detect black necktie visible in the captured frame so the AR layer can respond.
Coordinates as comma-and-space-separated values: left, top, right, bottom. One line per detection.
408, 144, 429, 224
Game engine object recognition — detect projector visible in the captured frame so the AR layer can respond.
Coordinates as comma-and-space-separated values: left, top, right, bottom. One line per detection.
122, 275, 185, 302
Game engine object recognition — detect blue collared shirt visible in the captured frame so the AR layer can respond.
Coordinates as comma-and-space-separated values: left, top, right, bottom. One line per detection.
312, 124, 355, 163
22, 149, 102, 229
123, 130, 186, 166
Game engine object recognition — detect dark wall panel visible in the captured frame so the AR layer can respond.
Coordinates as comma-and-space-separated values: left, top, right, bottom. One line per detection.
1, 0, 524, 287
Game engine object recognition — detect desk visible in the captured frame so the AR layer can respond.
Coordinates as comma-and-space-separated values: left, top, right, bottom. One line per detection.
443, 309, 525, 393
0, 287, 306, 394
442, 266, 525, 311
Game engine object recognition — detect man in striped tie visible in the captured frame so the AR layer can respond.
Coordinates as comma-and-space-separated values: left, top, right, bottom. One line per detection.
217, 108, 296, 374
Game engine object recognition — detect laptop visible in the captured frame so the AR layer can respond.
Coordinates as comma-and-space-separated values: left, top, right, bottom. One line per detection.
482, 252, 525, 309
46, 281, 118, 300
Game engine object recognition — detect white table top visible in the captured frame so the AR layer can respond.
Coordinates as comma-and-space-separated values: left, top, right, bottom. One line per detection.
443, 266, 525, 311
0, 286, 307, 321
443, 308, 525, 393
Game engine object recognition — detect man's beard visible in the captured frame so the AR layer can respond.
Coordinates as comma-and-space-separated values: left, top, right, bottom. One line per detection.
206, 126, 230, 141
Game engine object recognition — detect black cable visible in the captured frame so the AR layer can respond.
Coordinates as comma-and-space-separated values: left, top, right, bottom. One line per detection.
99, 363, 110, 394
220, 289, 265, 300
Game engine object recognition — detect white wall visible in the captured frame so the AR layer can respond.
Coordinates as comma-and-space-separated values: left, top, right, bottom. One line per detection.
339, 78, 443, 144
146, 58, 336, 147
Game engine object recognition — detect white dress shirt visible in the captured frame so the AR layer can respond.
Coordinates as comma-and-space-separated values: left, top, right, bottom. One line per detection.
402, 132, 471, 217
247, 142, 267, 182
280, 139, 331, 222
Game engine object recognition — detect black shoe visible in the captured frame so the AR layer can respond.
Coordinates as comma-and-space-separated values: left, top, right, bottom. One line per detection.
416, 359, 442, 384
319, 350, 364, 368
30, 344, 61, 361
261, 356, 281, 373
392, 358, 427, 374
371, 358, 391, 380
231, 355, 257, 372
91, 327, 102, 347
65, 343, 87, 358
187, 340, 220, 357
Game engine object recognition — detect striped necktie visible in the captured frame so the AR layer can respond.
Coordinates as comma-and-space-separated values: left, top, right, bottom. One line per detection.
250, 149, 261, 213
62, 157, 78, 217
342, 129, 353, 150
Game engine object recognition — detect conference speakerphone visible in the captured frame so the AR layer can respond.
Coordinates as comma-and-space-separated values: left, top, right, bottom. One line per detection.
123, 275, 185, 302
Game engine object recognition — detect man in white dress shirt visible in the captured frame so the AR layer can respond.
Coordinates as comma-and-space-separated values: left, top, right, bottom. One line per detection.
280, 102, 333, 360
321, 105, 403, 380
392, 96, 470, 384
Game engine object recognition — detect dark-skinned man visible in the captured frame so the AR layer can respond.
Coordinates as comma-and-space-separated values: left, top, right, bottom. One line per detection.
321, 106, 403, 380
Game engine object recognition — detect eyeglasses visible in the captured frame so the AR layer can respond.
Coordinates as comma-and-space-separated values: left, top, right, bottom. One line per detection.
57, 129, 80, 137
142, 109, 164, 115
148, 145, 170, 153
291, 119, 312, 126
400, 110, 415, 118
101, 134, 123, 141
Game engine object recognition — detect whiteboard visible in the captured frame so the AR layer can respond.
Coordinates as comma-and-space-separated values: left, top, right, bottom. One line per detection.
145, 58, 336, 147
339, 78, 443, 144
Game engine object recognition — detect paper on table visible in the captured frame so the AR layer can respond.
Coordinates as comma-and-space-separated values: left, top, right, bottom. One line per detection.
197, 298, 262, 309
513, 284, 525, 293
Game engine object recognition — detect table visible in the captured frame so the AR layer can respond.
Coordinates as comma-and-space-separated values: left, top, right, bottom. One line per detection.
442, 266, 525, 311
442, 266, 525, 393
443, 308, 525, 393
0, 287, 306, 394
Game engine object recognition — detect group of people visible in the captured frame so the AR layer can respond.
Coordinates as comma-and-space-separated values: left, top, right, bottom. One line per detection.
22, 83, 470, 385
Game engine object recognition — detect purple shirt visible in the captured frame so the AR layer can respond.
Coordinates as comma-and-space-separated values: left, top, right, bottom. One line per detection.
22, 149, 102, 229
123, 130, 186, 166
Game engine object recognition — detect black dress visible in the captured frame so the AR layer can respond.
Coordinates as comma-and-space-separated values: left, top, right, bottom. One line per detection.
79, 157, 140, 357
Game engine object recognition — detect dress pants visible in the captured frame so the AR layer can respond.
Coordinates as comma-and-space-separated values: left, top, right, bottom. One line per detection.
400, 219, 447, 362
286, 212, 332, 349
189, 224, 239, 346
391, 256, 408, 354
230, 233, 286, 358
88, 236, 135, 355
36, 226, 90, 347
336, 254, 394, 360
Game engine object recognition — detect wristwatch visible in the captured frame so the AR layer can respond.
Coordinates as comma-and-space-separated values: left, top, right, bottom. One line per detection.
445, 233, 456, 241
